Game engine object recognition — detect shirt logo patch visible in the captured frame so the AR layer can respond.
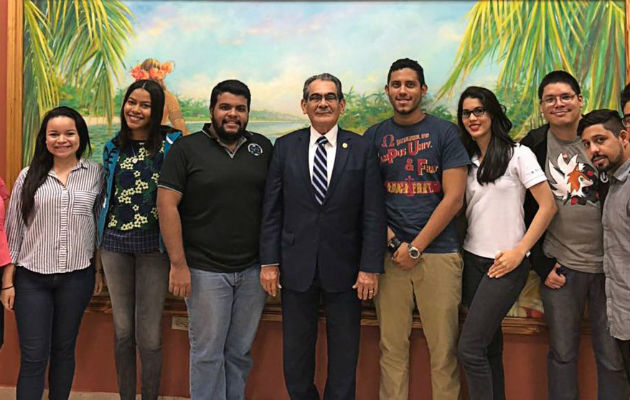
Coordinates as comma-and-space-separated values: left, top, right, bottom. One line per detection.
248, 143, 263, 156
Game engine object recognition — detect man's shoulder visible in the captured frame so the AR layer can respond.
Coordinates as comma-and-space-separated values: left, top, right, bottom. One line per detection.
246, 131, 273, 149
364, 118, 394, 136
424, 114, 458, 132
520, 124, 549, 148
275, 127, 309, 144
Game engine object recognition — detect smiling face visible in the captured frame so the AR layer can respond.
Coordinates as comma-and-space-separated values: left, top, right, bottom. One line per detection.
582, 123, 629, 173
461, 97, 491, 142
301, 79, 345, 134
210, 92, 249, 143
123, 88, 152, 138
539, 82, 583, 128
385, 68, 427, 117
45, 116, 80, 162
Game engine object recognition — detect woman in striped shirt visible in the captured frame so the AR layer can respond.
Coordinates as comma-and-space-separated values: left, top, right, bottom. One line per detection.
1, 106, 104, 399
98, 79, 181, 400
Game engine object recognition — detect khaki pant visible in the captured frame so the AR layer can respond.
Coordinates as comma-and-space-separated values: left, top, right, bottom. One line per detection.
374, 253, 463, 400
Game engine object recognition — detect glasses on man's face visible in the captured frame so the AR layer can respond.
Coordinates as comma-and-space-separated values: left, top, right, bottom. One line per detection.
623, 114, 630, 128
462, 107, 486, 119
308, 93, 339, 104
542, 93, 577, 106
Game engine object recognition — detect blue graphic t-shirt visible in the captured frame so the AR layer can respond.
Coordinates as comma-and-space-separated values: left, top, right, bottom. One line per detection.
364, 115, 470, 253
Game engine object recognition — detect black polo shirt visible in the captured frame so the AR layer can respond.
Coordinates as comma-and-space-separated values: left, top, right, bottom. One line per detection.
158, 124, 273, 272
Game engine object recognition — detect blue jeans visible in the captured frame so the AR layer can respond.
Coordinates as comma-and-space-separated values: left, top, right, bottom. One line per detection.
13, 265, 95, 400
459, 251, 529, 400
185, 264, 266, 400
101, 249, 170, 400
541, 268, 630, 400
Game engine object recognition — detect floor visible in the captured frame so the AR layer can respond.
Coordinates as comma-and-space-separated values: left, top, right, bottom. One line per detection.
0, 387, 188, 399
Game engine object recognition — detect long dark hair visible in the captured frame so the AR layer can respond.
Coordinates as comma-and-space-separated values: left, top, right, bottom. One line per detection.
457, 86, 515, 185
21, 106, 91, 224
117, 79, 165, 155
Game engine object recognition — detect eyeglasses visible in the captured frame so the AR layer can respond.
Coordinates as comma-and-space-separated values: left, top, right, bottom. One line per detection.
542, 93, 577, 106
307, 93, 339, 103
623, 114, 630, 128
462, 107, 486, 119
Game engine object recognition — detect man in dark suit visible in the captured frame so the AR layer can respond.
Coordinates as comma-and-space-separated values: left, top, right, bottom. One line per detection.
259, 73, 386, 400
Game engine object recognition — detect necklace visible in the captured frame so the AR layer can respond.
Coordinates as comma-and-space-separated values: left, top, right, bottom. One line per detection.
130, 142, 144, 163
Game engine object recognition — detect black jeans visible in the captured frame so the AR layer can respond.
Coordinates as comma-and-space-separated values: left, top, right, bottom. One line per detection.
458, 251, 529, 400
14, 265, 95, 400
541, 269, 630, 400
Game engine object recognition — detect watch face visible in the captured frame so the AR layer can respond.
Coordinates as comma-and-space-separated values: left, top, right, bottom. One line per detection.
408, 247, 420, 259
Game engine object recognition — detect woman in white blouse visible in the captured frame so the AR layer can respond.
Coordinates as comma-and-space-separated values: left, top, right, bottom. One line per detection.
456, 87, 556, 400
1, 106, 104, 400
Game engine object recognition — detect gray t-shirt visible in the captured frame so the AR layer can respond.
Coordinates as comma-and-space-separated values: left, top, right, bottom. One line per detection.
543, 131, 603, 273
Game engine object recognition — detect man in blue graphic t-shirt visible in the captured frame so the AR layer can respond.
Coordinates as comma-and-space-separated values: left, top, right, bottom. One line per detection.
364, 58, 470, 400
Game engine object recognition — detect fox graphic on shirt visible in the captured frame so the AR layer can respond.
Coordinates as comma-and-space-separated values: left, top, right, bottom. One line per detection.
548, 153, 599, 205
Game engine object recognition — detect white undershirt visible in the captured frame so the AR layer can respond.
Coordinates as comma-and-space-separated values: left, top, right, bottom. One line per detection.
463, 144, 547, 258
308, 125, 338, 185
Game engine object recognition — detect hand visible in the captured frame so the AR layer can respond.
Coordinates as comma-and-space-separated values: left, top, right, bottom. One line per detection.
169, 262, 191, 298
352, 271, 379, 300
544, 263, 566, 289
488, 248, 526, 278
260, 265, 281, 297
93, 270, 104, 295
1, 287, 14, 310
392, 242, 420, 270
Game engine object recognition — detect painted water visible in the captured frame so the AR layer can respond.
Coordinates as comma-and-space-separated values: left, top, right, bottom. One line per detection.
88, 120, 307, 162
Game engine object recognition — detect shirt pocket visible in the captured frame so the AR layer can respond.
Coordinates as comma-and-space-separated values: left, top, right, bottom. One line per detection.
72, 190, 97, 216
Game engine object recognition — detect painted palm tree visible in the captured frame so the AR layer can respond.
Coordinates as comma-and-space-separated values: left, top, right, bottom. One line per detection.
23, 0, 134, 163
437, 0, 625, 136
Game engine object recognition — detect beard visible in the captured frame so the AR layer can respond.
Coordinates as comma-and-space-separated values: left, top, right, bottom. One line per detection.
211, 116, 248, 144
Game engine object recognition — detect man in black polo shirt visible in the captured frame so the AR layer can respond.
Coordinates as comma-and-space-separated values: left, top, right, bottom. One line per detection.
157, 79, 272, 400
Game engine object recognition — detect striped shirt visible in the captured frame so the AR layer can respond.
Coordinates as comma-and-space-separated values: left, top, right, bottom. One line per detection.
6, 159, 105, 274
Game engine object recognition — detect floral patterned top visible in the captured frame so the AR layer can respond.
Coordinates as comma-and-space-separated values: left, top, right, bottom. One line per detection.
102, 140, 164, 253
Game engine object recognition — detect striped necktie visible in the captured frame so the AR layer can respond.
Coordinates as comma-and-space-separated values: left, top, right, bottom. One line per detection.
312, 136, 329, 205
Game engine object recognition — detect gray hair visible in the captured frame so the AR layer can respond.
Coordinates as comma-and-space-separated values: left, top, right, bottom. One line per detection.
302, 73, 344, 101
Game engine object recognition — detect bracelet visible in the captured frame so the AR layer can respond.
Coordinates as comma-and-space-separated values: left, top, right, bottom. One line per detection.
1, 285, 14, 291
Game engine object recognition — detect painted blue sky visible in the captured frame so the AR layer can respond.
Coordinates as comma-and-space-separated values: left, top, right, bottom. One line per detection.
121, 1, 498, 114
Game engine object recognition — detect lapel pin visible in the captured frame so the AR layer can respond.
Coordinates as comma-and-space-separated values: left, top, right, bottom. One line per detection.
342, 142, 348, 149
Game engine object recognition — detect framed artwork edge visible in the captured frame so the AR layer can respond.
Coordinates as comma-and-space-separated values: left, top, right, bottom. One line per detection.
4, 1, 630, 332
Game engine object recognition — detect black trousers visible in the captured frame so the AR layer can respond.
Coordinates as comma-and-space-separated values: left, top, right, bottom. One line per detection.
281, 284, 361, 400
617, 339, 630, 385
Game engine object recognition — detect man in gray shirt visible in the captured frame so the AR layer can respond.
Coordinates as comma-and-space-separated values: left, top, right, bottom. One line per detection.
521, 71, 629, 399
580, 109, 630, 384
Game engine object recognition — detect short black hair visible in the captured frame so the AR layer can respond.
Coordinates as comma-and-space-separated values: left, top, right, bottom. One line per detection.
302, 73, 344, 101
387, 58, 425, 86
210, 79, 251, 110
577, 109, 624, 138
621, 83, 630, 111
538, 70, 581, 100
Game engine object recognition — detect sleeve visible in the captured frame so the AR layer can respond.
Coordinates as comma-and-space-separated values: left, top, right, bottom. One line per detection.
441, 123, 471, 170
158, 139, 188, 193
5, 169, 28, 264
515, 145, 547, 189
0, 179, 12, 266
92, 164, 107, 229
259, 138, 284, 265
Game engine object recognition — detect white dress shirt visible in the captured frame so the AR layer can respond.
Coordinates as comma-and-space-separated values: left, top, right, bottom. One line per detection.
308, 125, 338, 185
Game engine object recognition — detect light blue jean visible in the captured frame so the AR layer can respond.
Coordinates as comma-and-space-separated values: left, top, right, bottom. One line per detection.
185, 264, 267, 400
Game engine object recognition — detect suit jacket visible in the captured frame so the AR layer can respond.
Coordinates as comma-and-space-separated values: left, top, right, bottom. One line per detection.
260, 127, 386, 292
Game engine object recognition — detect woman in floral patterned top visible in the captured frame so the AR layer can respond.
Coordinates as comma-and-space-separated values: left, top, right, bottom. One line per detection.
98, 79, 181, 400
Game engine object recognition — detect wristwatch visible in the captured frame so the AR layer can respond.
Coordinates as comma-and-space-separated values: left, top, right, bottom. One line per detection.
387, 237, 402, 254
407, 244, 422, 259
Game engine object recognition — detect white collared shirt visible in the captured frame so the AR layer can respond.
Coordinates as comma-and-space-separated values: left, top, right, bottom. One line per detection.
308, 125, 338, 185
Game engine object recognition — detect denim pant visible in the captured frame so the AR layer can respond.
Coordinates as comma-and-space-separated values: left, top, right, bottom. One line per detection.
13, 265, 95, 400
541, 268, 630, 400
101, 249, 170, 400
185, 264, 266, 400
458, 251, 529, 400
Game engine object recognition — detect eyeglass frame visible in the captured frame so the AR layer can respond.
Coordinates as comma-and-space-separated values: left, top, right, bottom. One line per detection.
541, 93, 579, 107
461, 107, 487, 119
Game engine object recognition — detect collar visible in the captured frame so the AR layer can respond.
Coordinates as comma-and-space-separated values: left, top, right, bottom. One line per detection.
309, 125, 338, 148
612, 157, 630, 183
202, 123, 251, 146
47, 158, 88, 178
470, 153, 481, 167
